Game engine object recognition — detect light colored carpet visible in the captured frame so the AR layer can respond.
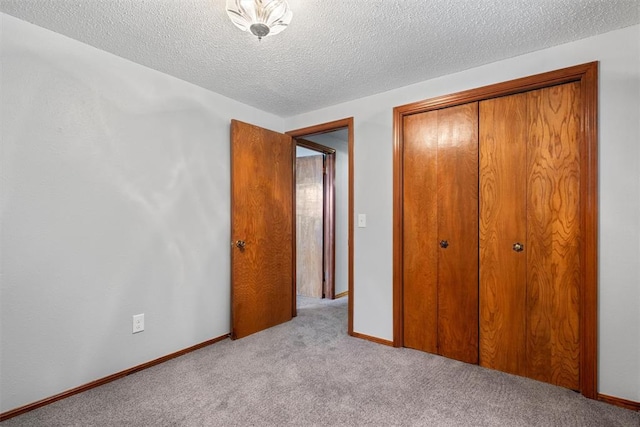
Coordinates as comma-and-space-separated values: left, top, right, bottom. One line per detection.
3, 296, 638, 426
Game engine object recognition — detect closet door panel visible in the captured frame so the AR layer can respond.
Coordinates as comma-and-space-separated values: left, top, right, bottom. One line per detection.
526, 83, 581, 390
479, 94, 528, 376
437, 103, 479, 364
403, 112, 439, 353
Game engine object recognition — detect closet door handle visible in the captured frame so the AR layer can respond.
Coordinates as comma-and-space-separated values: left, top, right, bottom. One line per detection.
439, 240, 449, 249
512, 242, 524, 252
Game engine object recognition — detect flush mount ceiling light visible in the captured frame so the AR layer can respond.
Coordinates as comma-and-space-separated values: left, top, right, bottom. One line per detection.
226, 0, 293, 40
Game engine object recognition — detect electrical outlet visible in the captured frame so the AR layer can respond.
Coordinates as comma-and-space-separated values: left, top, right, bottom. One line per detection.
132, 314, 144, 334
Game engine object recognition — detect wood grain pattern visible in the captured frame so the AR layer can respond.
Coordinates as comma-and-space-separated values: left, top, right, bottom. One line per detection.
296, 155, 324, 298
526, 83, 581, 390
402, 111, 439, 354
231, 120, 294, 339
479, 93, 528, 376
436, 103, 479, 364
393, 62, 598, 398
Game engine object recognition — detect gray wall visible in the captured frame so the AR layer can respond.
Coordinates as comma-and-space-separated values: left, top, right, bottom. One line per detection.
0, 14, 282, 412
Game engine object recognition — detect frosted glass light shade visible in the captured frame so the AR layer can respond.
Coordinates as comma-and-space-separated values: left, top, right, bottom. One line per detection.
226, 0, 293, 40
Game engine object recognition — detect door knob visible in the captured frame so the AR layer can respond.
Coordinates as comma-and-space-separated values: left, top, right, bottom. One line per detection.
439, 240, 449, 249
235, 240, 246, 249
512, 242, 524, 252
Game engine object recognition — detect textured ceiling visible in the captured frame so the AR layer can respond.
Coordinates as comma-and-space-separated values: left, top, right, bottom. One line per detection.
1, 1, 638, 117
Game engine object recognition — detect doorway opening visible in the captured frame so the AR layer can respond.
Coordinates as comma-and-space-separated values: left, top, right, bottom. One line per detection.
295, 140, 336, 300
287, 118, 354, 336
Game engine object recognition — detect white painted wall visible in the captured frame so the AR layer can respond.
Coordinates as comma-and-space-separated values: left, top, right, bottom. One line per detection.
284, 25, 640, 402
304, 133, 349, 296
0, 14, 282, 413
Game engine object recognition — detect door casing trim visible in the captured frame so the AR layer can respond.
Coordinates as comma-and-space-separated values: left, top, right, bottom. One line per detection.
287, 118, 355, 336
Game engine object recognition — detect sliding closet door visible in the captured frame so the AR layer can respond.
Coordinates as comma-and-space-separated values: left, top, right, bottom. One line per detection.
437, 104, 479, 364
403, 103, 478, 363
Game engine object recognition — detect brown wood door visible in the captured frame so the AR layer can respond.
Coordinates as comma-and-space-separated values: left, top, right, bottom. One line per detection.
436, 103, 479, 364
231, 120, 294, 339
403, 103, 479, 364
479, 82, 581, 389
396, 63, 598, 397
526, 83, 581, 390
403, 110, 439, 354
479, 93, 528, 376
296, 155, 324, 298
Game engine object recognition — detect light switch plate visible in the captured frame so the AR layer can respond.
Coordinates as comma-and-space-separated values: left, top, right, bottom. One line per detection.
358, 214, 367, 228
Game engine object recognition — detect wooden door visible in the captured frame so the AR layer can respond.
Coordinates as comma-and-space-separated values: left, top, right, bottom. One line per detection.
231, 120, 294, 339
396, 63, 598, 398
436, 103, 479, 364
526, 83, 581, 389
479, 93, 528, 376
296, 155, 324, 298
403, 103, 479, 363
479, 82, 581, 389
403, 110, 439, 354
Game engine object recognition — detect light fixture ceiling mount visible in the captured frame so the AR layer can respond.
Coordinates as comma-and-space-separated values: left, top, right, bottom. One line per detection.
226, 0, 293, 40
